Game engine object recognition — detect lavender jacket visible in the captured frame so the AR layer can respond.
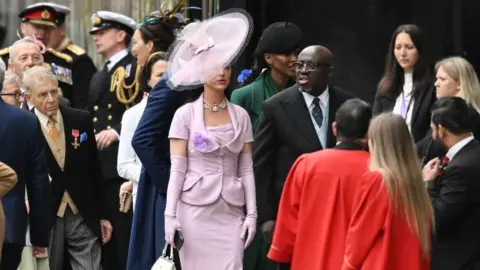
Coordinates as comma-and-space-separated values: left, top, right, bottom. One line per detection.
168, 94, 253, 206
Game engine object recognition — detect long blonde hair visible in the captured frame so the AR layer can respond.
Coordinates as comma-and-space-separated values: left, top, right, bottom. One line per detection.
436, 56, 480, 112
368, 113, 434, 257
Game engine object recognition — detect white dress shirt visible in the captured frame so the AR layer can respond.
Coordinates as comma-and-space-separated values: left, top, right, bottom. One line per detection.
301, 87, 330, 148
117, 95, 147, 210
446, 135, 475, 161
106, 49, 128, 70
393, 72, 415, 131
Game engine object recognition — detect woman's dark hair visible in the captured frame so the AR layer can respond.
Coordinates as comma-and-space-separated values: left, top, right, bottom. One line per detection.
140, 52, 167, 93
138, 16, 183, 52
378, 24, 432, 98
242, 47, 269, 85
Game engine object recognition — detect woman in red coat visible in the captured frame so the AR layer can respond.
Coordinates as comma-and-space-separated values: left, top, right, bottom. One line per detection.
342, 113, 433, 270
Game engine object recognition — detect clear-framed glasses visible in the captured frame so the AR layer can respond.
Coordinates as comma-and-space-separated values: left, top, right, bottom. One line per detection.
294, 61, 330, 72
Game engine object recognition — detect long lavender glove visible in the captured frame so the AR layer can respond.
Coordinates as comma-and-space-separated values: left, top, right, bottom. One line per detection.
238, 152, 257, 249
164, 156, 187, 245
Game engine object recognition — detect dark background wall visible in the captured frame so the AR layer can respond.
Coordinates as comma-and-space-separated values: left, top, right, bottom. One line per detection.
216, 0, 480, 103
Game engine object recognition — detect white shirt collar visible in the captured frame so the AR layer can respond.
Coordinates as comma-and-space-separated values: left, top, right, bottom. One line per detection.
301, 86, 330, 108
106, 49, 128, 71
446, 135, 474, 160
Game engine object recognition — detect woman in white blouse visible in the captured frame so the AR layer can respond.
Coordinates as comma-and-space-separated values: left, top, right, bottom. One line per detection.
118, 52, 167, 210
373, 24, 436, 142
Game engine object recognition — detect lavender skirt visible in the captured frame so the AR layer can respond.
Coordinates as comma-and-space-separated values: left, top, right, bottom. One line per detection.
177, 197, 245, 270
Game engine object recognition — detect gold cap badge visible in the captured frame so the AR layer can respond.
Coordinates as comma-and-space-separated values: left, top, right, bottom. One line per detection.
41, 9, 50, 19
92, 14, 102, 26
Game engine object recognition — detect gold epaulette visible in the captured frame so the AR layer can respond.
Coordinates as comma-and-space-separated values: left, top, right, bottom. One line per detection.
47, 48, 73, 63
0, 47, 10, 56
110, 66, 141, 108
66, 44, 86, 56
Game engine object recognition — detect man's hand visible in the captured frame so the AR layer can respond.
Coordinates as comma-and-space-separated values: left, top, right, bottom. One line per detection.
32, 246, 48, 258
423, 157, 442, 182
95, 130, 118, 151
100, 219, 113, 244
261, 220, 276, 244
119, 181, 133, 202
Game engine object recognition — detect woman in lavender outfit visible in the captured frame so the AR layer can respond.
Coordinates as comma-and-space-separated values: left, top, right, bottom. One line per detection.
163, 10, 256, 270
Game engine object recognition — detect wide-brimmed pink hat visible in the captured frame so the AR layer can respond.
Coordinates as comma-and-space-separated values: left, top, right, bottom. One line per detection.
167, 9, 253, 90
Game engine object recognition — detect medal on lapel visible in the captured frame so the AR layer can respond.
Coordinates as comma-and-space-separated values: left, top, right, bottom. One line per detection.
72, 129, 80, 149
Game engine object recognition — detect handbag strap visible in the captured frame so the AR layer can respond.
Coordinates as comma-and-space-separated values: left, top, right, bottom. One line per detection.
162, 243, 175, 260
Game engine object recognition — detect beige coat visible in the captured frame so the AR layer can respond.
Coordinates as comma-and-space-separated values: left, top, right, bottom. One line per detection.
0, 162, 18, 263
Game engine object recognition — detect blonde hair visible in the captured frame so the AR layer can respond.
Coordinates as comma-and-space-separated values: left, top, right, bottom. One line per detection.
22, 66, 57, 94
436, 56, 480, 112
368, 113, 433, 257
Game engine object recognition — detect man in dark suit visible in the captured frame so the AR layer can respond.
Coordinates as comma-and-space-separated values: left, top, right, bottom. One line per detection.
0, 55, 52, 270
23, 65, 112, 270
423, 97, 480, 270
87, 10, 138, 270
254, 45, 356, 268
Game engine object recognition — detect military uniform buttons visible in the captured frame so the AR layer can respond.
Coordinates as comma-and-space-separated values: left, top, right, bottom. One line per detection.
108, 115, 112, 120
108, 103, 112, 109
93, 117, 97, 122
107, 126, 111, 130
94, 105, 98, 111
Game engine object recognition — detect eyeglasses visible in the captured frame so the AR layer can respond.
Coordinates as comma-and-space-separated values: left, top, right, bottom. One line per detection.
294, 62, 330, 72
0, 91, 23, 99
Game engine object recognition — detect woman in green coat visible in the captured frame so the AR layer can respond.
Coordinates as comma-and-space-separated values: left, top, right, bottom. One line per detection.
230, 21, 303, 270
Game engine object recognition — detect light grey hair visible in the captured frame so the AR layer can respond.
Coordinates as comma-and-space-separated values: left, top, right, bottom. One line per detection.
22, 66, 57, 94
3, 71, 21, 89
8, 37, 45, 63
0, 58, 5, 88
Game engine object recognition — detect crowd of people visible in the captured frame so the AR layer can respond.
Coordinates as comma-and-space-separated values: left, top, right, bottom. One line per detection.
0, 1, 478, 270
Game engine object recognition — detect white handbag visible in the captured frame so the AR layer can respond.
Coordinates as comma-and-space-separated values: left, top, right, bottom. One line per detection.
151, 243, 176, 270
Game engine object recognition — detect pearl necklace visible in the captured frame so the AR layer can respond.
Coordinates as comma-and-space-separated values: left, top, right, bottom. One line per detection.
203, 99, 227, 112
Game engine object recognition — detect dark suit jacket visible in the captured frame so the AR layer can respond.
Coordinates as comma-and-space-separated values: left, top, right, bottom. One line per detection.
87, 52, 139, 180
131, 74, 188, 193
372, 85, 436, 142
254, 84, 356, 223
37, 105, 105, 239
0, 100, 52, 246
417, 106, 480, 166
427, 139, 480, 270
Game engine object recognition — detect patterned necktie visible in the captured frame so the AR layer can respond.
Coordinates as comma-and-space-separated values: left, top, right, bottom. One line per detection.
312, 97, 324, 128
49, 118, 58, 143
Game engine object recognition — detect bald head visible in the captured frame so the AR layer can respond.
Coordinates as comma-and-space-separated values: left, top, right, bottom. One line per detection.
299, 45, 334, 65
295, 45, 334, 95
